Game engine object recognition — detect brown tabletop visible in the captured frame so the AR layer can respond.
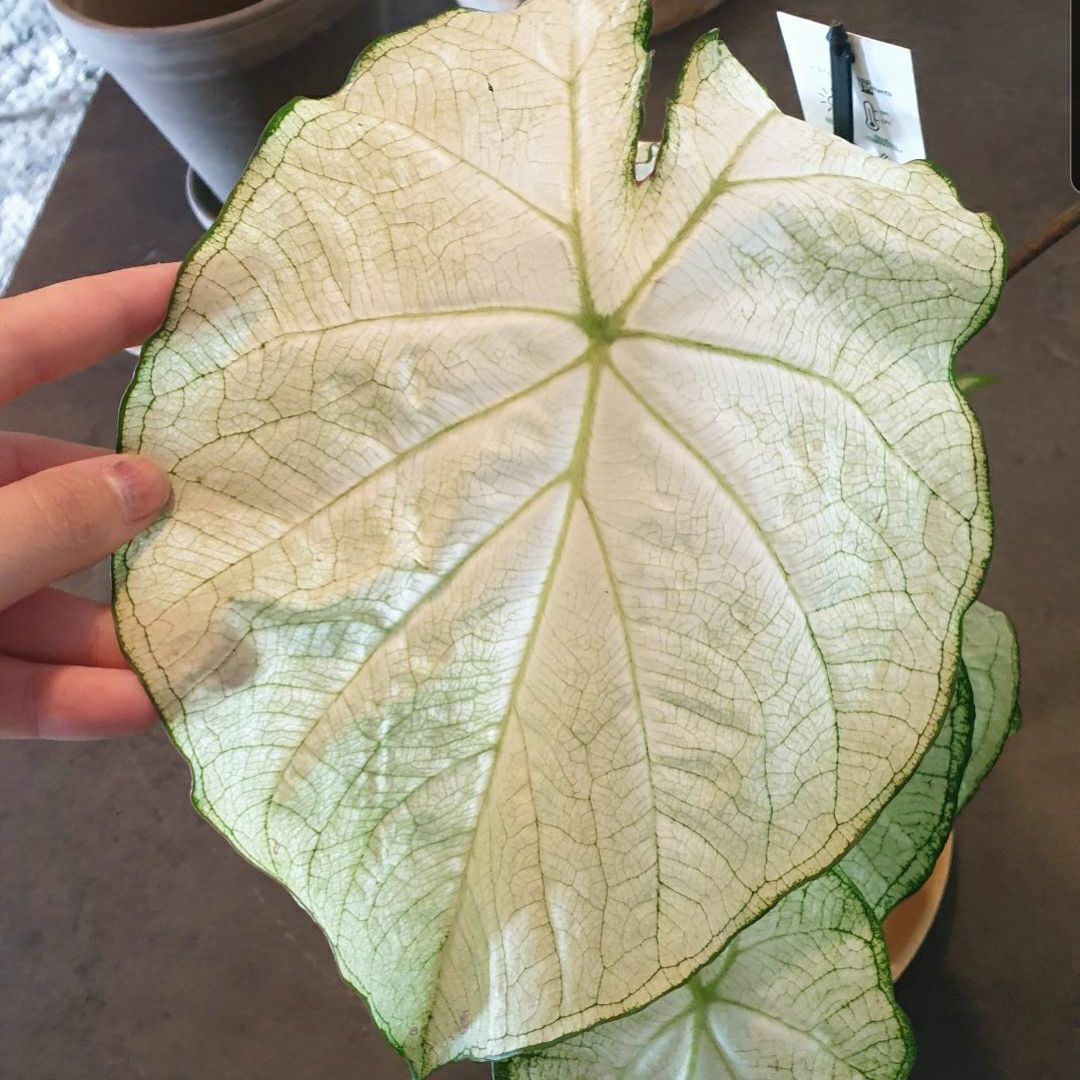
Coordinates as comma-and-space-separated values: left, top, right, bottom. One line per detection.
2, 2, 1076, 1077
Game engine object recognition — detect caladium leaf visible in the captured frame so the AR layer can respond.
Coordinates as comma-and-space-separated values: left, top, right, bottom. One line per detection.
839, 601, 1018, 919
839, 667, 972, 921
494, 870, 912, 1080
957, 601, 1020, 808
114, 0, 1001, 1070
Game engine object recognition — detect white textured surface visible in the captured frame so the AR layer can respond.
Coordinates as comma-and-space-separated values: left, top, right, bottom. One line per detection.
0, 0, 99, 293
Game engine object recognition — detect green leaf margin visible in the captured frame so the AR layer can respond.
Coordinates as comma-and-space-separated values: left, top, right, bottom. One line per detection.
840, 667, 974, 921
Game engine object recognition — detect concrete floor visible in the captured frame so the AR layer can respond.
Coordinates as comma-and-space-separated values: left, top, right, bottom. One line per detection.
0, 1, 1076, 1077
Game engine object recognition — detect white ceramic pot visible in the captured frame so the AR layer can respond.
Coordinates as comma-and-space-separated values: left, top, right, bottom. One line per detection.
47, 0, 387, 201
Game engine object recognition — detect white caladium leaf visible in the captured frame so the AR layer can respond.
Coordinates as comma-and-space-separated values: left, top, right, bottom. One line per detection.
957, 601, 1020, 808
839, 668, 972, 920
495, 870, 912, 1080
114, 0, 1002, 1071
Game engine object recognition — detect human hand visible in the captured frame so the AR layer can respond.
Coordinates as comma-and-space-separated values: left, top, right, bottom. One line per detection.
0, 265, 177, 739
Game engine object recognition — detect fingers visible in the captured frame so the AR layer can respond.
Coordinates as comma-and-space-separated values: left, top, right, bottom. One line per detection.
0, 589, 158, 739
0, 263, 179, 406
0, 431, 109, 487
0, 654, 157, 740
0, 453, 171, 611
0, 589, 126, 668
0, 265, 176, 740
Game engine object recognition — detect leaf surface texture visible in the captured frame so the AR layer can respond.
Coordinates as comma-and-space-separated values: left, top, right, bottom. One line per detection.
115, 0, 1002, 1069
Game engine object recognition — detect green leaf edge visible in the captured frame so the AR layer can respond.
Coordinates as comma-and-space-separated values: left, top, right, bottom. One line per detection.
842, 664, 975, 923
956, 606, 1022, 812
108, 1, 1008, 1072
489, 868, 916, 1080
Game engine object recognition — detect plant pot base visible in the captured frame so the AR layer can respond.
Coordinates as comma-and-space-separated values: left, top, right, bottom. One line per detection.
185, 167, 222, 230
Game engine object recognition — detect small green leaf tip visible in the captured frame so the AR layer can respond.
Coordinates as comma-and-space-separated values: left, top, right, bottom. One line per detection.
956, 372, 999, 395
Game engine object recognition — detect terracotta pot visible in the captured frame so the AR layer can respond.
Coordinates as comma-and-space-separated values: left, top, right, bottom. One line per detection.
882, 834, 954, 980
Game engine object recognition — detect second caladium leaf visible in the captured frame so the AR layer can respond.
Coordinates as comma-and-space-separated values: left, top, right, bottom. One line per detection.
839, 668, 972, 921
958, 601, 1021, 808
840, 601, 1020, 921
495, 870, 912, 1080
114, 0, 1002, 1071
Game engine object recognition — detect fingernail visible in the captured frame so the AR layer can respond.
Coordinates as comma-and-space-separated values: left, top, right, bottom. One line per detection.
103, 456, 171, 522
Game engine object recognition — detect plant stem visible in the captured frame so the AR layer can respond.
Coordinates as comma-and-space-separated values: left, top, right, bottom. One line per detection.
1006, 202, 1080, 280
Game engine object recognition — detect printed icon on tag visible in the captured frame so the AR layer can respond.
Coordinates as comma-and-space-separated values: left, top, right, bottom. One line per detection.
862, 100, 891, 132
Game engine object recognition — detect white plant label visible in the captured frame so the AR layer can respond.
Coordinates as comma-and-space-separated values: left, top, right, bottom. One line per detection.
777, 11, 926, 163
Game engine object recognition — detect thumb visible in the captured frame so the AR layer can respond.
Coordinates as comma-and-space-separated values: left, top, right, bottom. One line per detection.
0, 454, 170, 611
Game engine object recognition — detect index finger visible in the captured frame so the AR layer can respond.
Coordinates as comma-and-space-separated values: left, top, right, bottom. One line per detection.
0, 263, 179, 406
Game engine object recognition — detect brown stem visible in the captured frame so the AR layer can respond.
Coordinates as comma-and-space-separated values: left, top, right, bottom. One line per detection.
1006, 202, 1080, 280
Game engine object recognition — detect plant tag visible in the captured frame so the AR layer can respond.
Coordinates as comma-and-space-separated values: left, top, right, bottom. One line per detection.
777, 12, 926, 162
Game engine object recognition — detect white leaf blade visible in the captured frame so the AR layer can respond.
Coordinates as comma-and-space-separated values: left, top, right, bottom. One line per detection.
114, 0, 1003, 1070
